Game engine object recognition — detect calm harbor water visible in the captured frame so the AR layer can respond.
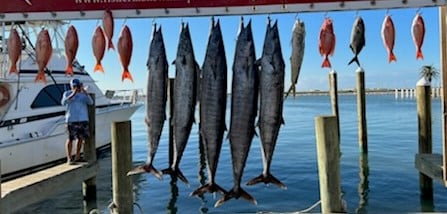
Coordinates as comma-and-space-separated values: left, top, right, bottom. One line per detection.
16, 94, 447, 213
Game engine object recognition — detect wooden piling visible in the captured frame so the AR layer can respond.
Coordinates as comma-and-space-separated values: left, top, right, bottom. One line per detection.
168, 78, 175, 166
439, 5, 447, 183
111, 121, 134, 214
356, 68, 368, 153
315, 115, 344, 213
83, 93, 97, 214
329, 71, 340, 140
416, 82, 433, 198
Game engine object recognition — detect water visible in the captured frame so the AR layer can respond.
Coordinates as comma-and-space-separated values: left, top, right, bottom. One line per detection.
16, 94, 447, 213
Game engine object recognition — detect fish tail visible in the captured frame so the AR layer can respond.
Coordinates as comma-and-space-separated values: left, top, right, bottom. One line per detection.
66, 65, 74, 76
94, 63, 105, 73
108, 40, 115, 51
162, 167, 189, 185
122, 69, 134, 82
127, 163, 163, 180
416, 50, 424, 60
190, 183, 227, 197
284, 85, 295, 99
321, 57, 332, 68
9, 65, 18, 75
246, 173, 287, 189
34, 71, 47, 84
388, 52, 397, 62
348, 55, 360, 67
215, 187, 257, 207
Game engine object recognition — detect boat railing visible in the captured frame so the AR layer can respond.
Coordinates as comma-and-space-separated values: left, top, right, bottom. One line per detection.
106, 89, 143, 105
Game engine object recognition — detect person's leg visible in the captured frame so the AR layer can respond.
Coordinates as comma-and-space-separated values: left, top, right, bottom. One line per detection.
74, 137, 83, 161
66, 123, 75, 164
74, 121, 89, 161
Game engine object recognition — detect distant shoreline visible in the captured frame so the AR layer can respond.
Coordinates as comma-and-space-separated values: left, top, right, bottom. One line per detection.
289, 88, 396, 96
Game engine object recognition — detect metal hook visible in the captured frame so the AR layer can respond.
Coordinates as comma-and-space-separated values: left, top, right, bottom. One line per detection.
355, 10, 359, 18
324, 11, 329, 18
416, 7, 421, 14
295, 12, 299, 20
95, 19, 100, 27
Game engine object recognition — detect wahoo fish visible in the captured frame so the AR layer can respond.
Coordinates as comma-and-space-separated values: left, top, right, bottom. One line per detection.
191, 18, 227, 198
215, 18, 258, 207
319, 18, 336, 68
127, 24, 168, 180
412, 13, 425, 60
162, 23, 198, 185
247, 19, 286, 190
92, 26, 106, 73
103, 10, 115, 51
117, 25, 134, 82
7, 28, 22, 75
381, 15, 396, 62
285, 19, 305, 98
64, 25, 79, 76
35, 29, 52, 83
348, 17, 365, 67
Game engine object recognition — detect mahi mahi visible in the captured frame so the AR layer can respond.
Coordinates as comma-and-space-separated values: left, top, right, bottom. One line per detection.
162, 23, 199, 185
127, 24, 168, 180
285, 19, 305, 98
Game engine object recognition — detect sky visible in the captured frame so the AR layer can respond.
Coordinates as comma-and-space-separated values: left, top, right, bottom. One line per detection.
70, 6, 440, 92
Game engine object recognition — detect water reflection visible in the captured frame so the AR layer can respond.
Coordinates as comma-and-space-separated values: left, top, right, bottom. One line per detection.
166, 176, 179, 214
420, 194, 434, 212
356, 153, 369, 214
198, 138, 209, 214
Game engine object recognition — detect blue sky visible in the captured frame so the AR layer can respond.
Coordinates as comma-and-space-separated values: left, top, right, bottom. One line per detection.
71, 6, 440, 92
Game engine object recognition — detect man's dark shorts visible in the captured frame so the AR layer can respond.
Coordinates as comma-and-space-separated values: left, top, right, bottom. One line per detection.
67, 121, 90, 141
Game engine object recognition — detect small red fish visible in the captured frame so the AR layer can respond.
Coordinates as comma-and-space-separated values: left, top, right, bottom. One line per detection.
412, 13, 425, 60
117, 25, 133, 82
319, 18, 336, 68
35, 29, 52, 83
381, 15, 396, 62
7, 28, 22, 75
92, 26, 106, 73
103, 10, 115, 51
64, 25, 79, 76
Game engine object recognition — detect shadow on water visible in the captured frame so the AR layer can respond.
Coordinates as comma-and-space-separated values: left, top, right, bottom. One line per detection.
420, 194, 434, 212
356, 153, 369, 214
166, 176, 179, 214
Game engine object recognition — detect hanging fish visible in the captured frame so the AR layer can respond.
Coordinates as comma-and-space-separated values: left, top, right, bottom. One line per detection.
412, 13, 425, 60
7, 28, 22, 75
92, 26, 106, 73
319, 18, 336, 68
381, 15, 396, 62
285, 19, 305, 98
103, 10, 115, 51
35, 29, 52, 83
64, 25, 79, 76
348, 17, 366, 67
117, 25, 134, 82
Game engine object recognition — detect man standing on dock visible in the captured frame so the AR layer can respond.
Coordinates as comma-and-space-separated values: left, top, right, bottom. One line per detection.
61, 78, 93, 165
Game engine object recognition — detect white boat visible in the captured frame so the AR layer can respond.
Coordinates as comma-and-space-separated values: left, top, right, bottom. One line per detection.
0, 21, 143, 180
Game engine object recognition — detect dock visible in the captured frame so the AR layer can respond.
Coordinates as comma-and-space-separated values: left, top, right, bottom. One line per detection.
415, 153, 446, 186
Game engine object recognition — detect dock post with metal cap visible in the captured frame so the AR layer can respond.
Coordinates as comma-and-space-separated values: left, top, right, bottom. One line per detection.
356, 67, 368, 153
329, 69, 340, 140
83, 93, 97, 213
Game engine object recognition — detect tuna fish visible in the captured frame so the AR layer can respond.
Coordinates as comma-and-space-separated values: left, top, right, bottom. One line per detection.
215, 18, 258, 207
7, 28, 22, 75
103, 10, 115, 51
348, 17, 366, 67
190, 18, 227, 198
412, 13, 425, 60
117, 25, 134, 82
64, 25, 79, 76
285, 19, 305, 98
127, 24, 168, 180
381, 15, 396, 62
92, 26, 106, 73
162, 23, 198, 185
35, 29, 52, 83
246, 19, 286, 190
319, 18, 336, 68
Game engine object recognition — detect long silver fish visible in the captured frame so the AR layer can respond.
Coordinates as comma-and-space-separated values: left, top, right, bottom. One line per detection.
285, 19, 305, 98
162, 23, 198, 185
190, 18, 227, 197
215, 18, 258, 207
127, 24, 168, 180
348, 17, 365, 67
247, 19, 286, 189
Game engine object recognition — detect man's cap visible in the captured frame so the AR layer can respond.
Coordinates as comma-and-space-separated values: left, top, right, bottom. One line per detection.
70, 78, 82, 87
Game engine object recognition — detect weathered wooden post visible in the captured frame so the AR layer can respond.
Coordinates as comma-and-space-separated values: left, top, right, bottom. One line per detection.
356, 67, 368, 153
329, 70, 340, 140
111, 121, 134, 214
416, 78, 433, 199
168, 78, 175, 166
83, 93, 97, 214
315, 115, 345, 213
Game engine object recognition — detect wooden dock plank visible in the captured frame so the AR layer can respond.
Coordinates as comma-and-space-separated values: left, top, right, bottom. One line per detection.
415, 153, 447, 186
1, 162, 97, 213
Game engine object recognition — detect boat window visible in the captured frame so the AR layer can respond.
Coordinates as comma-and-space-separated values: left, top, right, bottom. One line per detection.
31, 84, 70, 108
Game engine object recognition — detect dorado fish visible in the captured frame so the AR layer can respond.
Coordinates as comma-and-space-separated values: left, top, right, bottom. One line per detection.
246, 19, 286, 190
127, 24, 168, 180
348, 17, 365, 67
285, 19, 305, 98
117, 25, 134, 82
7, 28, 22, 75
92, 26, 106, 73
162, 23, 198, 185
103, 10, 115, 51
35, 29, 52, 83
191, 18, 227, 198
215, 18, 258, 207
319, 18, 336, 68
412, 13, 425, 60
64, 25, 79, 76
381, 15, 396, 62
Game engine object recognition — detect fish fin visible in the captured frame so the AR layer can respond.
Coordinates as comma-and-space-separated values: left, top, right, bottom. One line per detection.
416, 50, 424, 60
9, 65, 18, 75
388, 52, 397, 63
108, 40, 115, 51
94, 63, 105, 73
190, 183, 227, 197
162, 167, 190, 185
321, 57, 332, 68
66, 66, 74, 76
215, 188, 257, 207
34, 71, 47, 84
284, 85, 295, 99
246, 173, 287, 189
171, 59, 176, 65
145, 117, 150, 126
127, 164, 163, 180
348, 55, 360, 67
281, 117, 285, 125
253, 128, 258, 137
122, 69, 134, 82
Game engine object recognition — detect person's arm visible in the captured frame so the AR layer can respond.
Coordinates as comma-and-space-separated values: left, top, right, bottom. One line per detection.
81, 88, 94, 105
61, 90, 77, 105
